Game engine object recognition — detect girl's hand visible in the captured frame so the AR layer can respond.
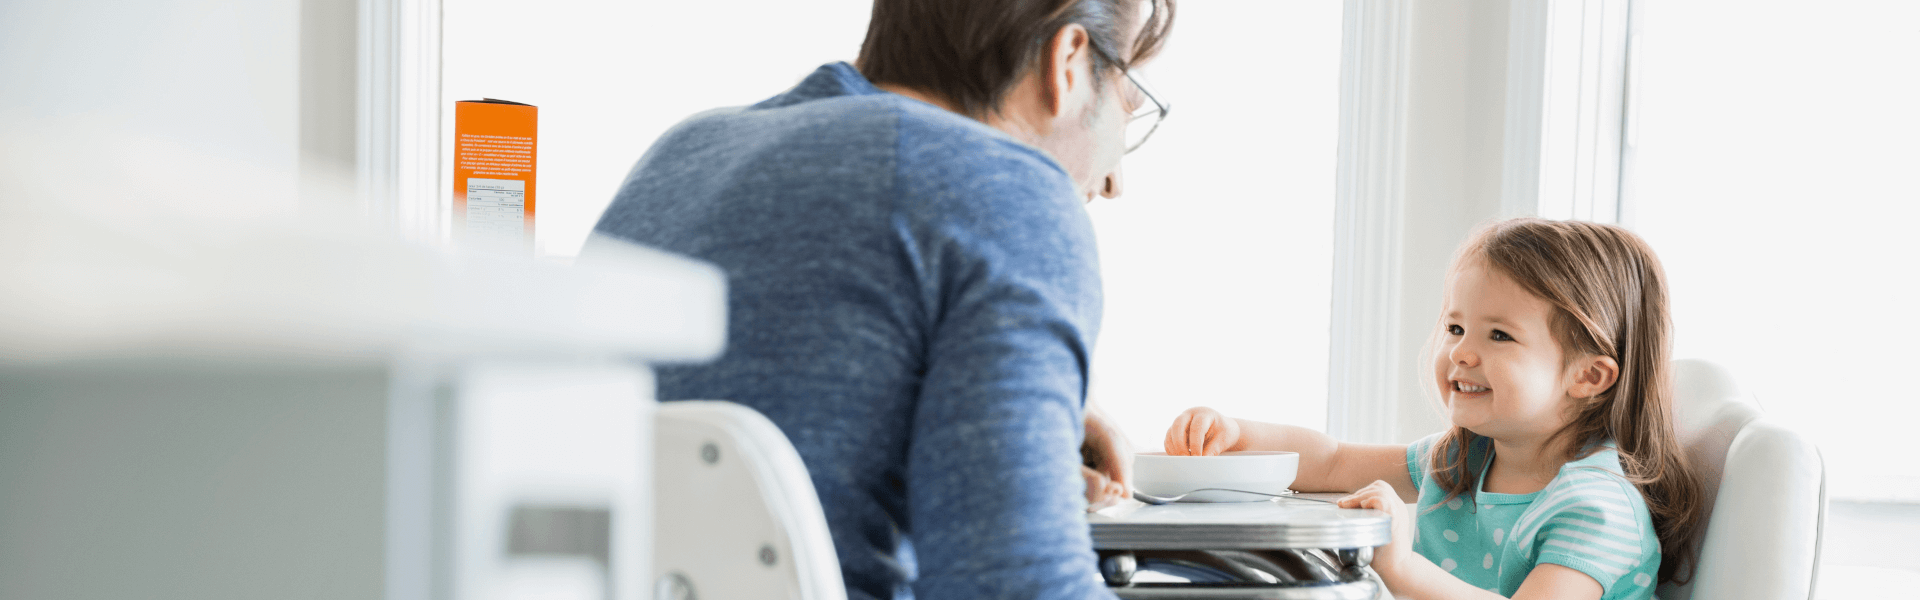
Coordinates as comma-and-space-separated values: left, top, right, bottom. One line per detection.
1164, 407, 1241, 456
1338, 480, 1415, 579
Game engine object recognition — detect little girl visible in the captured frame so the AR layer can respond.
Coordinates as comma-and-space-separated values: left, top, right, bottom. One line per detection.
1165, 218, 1703, 600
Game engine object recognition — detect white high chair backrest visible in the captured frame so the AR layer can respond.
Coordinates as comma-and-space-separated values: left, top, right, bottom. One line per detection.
654, 400, 846, 600
1659, 359, 1826, 600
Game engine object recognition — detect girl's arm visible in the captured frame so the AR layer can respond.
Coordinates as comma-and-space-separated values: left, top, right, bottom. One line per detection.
1164, 407, 1415, 499
1343, 481, 1604, 600
1380, 557, 1601, 600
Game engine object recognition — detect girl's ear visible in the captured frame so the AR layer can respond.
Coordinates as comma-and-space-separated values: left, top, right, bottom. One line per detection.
1568, 355, 1620, 399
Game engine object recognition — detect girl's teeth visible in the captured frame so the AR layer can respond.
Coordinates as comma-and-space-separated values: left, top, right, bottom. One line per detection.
1456, 382, 1489, 393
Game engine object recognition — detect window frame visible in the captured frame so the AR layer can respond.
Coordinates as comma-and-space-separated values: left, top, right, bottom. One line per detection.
1328, 0, 1634, 443
359, 0, 445, 247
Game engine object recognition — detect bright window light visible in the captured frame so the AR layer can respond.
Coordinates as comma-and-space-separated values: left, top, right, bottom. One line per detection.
1088, 1, 1341, 450
1626, 0, 1920, 501
443, 1, 1343, 453
442, 0, 873, 257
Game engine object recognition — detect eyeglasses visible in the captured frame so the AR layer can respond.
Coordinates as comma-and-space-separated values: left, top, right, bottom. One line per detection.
1088, 39, 1170, 154
1120, 70, 1170, 154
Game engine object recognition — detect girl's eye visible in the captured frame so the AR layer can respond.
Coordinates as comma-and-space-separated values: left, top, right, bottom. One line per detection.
1491, 329, 1513, 342
1447, 324, 1464, 336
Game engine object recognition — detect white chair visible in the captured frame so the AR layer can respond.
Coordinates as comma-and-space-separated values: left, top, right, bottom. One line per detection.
654, 401, 846, 600
1658, 359, 1826, 600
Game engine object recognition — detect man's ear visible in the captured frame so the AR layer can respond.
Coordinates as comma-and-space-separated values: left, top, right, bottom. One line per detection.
1568, 355, 1620, 399
1041, 23, 1094, 118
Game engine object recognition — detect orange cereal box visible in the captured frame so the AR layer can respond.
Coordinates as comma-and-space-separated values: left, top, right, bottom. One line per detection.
453, 99, 537, 250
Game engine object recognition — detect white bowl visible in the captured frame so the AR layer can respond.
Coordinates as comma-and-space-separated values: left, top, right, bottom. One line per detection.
1132, 451, 1299, 503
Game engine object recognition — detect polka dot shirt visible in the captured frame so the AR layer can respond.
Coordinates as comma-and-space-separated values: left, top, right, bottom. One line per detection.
1404, 433, 1661, 599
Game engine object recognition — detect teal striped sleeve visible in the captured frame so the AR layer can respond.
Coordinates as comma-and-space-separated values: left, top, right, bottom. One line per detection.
1405, 433, 1438, 495
1515, 473, 1653, 593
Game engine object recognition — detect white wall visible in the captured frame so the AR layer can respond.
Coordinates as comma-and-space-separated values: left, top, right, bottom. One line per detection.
0, 0, 309, 209
1389, 0, 1515, 442
1334, 0, 1519, 444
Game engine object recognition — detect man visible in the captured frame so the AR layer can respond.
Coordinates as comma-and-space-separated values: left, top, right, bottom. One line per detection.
590, 1, 1175, 598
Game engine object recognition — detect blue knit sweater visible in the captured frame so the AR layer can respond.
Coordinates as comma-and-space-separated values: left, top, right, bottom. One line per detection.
591, 62, 1110, 600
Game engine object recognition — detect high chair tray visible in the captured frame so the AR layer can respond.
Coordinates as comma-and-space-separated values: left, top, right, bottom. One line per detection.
1089, 498, 1392, 550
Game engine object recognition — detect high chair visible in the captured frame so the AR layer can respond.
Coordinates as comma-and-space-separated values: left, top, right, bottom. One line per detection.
1658, 359, 1826, 600
654, 400, 847, 600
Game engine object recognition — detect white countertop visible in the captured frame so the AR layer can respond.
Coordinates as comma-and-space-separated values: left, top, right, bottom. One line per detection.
0, 207, 725, 365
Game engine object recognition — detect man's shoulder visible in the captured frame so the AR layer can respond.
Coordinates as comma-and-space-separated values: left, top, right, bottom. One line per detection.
884, 106, 1077, 231
621, 81, 1080, 241
665, 92, 903, 149
891, 102, 1068, 185
657, 76, 1069, 200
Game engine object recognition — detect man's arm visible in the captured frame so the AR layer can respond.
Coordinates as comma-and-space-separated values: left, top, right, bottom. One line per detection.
1081, 399, 1132, 509
897, 143, 1111, 600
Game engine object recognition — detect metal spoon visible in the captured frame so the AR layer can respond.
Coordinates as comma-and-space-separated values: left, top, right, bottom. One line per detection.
1132, 489, 1340, 505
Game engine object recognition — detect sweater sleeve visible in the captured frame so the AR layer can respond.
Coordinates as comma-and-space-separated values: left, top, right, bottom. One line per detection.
894, 135, 1111, 600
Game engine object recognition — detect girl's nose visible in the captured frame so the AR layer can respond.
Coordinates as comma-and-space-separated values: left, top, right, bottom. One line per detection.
1450, 342, 1479, 367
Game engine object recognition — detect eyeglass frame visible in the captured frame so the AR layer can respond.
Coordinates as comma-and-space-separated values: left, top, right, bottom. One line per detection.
1087, 41, 1171, 154
1119, 70, 1170, 154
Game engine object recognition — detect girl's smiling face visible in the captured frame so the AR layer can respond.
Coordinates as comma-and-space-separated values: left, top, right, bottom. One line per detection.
1432, 259, 1580, 442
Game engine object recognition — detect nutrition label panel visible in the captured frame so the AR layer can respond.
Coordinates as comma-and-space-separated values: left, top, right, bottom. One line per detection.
466, 178, 527, 242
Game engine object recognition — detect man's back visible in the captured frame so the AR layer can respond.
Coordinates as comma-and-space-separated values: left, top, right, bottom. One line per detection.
591, 62, 1110, 600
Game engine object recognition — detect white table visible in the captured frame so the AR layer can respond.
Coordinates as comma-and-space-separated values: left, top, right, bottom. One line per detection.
1089, 496, 1393, 599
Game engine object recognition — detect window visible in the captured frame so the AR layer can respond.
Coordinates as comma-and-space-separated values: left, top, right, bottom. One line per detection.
1088, 2, 1343, 450
441, 0, 872, 256
444, 0, 1345, 449
1624, 1, 1920, 502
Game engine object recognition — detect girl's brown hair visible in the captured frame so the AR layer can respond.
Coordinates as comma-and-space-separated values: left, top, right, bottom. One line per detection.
1423, 218, 1705, 586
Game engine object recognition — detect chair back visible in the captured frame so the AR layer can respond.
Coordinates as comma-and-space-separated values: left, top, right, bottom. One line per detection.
654, 400, 846, 600
1659, 359, 1825, 600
